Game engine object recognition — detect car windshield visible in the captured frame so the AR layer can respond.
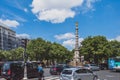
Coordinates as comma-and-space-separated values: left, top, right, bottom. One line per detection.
90, 64, 97, 66
3, 63, 10, 71
62, 70, 72, 74
114, 58, 120, 62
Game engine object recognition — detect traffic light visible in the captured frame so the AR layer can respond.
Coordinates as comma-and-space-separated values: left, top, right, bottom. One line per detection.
24, 39, 27, 49
22, 39, 29, 49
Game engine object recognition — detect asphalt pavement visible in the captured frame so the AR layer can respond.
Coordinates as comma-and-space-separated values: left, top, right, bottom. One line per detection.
0, 69, 120, 80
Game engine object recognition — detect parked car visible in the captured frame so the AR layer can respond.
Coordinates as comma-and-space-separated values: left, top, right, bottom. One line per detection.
60, 67, 98, 80
1, 61, 40, 80
99, 63, 108, 70
50, 64, 72, 75
1, 61, 24, 80
83, 64, 100, 71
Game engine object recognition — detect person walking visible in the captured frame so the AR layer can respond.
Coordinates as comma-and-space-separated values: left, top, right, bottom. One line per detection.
38, 63, 44, 80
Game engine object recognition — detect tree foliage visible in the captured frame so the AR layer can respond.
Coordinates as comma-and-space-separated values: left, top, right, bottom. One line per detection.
27, 38, 72, 64
1, 36, 120, 65
0, 47, 24, 61
80, 36, 120, 64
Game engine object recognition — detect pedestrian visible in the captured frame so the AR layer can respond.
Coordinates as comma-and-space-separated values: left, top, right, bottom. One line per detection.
38, 63, 44, 80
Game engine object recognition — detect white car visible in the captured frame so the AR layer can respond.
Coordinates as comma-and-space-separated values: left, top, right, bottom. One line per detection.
60, 67, 98, 80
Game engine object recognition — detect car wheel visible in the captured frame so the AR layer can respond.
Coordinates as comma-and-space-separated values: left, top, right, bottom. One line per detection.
93, 76, 98, 80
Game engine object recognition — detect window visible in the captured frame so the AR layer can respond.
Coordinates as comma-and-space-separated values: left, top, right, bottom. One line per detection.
62, 70, 72, 74
32, 63, 37, 69
3, 63, 10, 71
90, 64, 97, 66
84, 64, 89, 67
87, 69, 93, 73
12, 63, 23, 68
76, 69, 87, 73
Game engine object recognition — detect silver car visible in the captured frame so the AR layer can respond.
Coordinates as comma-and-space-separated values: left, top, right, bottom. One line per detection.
60, 67, 98, 80
84, 64, 100, 71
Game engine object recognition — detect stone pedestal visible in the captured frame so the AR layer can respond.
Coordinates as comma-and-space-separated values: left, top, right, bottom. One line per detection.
69, 60, 83, 67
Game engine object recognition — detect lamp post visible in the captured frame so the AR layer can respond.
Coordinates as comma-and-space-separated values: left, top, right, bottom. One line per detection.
23, 39, 28, 80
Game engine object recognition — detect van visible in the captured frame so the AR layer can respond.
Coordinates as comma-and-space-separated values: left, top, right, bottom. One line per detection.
1, 61, 24, 80
1, 61, 40, 80
27, 61, 39, 79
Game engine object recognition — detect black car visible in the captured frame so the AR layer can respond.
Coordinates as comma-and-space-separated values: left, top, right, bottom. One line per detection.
1, 61, 40, 80
49, 64, 72, 75
99, 63, 108, 70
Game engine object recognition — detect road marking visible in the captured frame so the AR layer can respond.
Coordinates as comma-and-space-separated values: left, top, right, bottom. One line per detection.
97, 79, 108, 80
106, 75, 115, 77
0, 78, 5, 80
45, 76, 60, 80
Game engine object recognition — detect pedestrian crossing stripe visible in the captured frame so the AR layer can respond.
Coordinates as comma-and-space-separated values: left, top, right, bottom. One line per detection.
44, 76, 60, 80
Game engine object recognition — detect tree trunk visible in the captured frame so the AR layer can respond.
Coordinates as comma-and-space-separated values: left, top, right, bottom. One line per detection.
94, 54, 98, 64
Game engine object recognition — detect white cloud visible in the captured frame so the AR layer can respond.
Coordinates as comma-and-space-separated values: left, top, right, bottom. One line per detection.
81, 0, 99, 13
16, 34, 30, 39
24, 8, 28, 12
54, 33, 75, 40
0, 19, 20, 28
115, 36, 120, 42
62, 38, 84, 50
0, 22, 9, 28
31, 0, 100, 23
62, 39, 75, 49
38, 9, 75, 23
108, 36, 120, 42
111, 36, 120, 42
54, 32, 84, 50
31, 0, 84, 23
86, 0, 96, 9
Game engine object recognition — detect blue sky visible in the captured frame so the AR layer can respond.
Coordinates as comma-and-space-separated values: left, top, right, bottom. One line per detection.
0, 0, 120, 50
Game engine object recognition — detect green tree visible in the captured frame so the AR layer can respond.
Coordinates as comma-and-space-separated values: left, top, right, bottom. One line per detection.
2, 51, 11, 60
109, 40, 120, 57
80, 36, 109, 64
27, 38, 46, 61
49, 42, 72, 64
0, 50, 5, 60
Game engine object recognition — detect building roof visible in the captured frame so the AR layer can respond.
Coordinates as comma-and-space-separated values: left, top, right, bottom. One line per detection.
0, 22, 15, 33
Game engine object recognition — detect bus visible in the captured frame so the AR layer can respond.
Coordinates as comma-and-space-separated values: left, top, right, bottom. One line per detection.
108, 56, 120, 71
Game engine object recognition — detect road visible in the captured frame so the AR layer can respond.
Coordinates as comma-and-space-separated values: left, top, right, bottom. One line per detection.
95, 70, 120, 80
0, 68, 120, 80
43, 68, 120, 80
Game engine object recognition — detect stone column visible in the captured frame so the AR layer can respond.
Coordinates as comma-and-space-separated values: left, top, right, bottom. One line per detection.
73, 22, 80, 66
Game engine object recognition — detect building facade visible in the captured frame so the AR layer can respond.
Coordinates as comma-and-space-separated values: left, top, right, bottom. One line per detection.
0, 23, 16, 50
16, 38, 29, 49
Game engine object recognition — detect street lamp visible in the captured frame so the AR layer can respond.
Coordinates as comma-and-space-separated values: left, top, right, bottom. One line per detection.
23, 39, 28, 80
